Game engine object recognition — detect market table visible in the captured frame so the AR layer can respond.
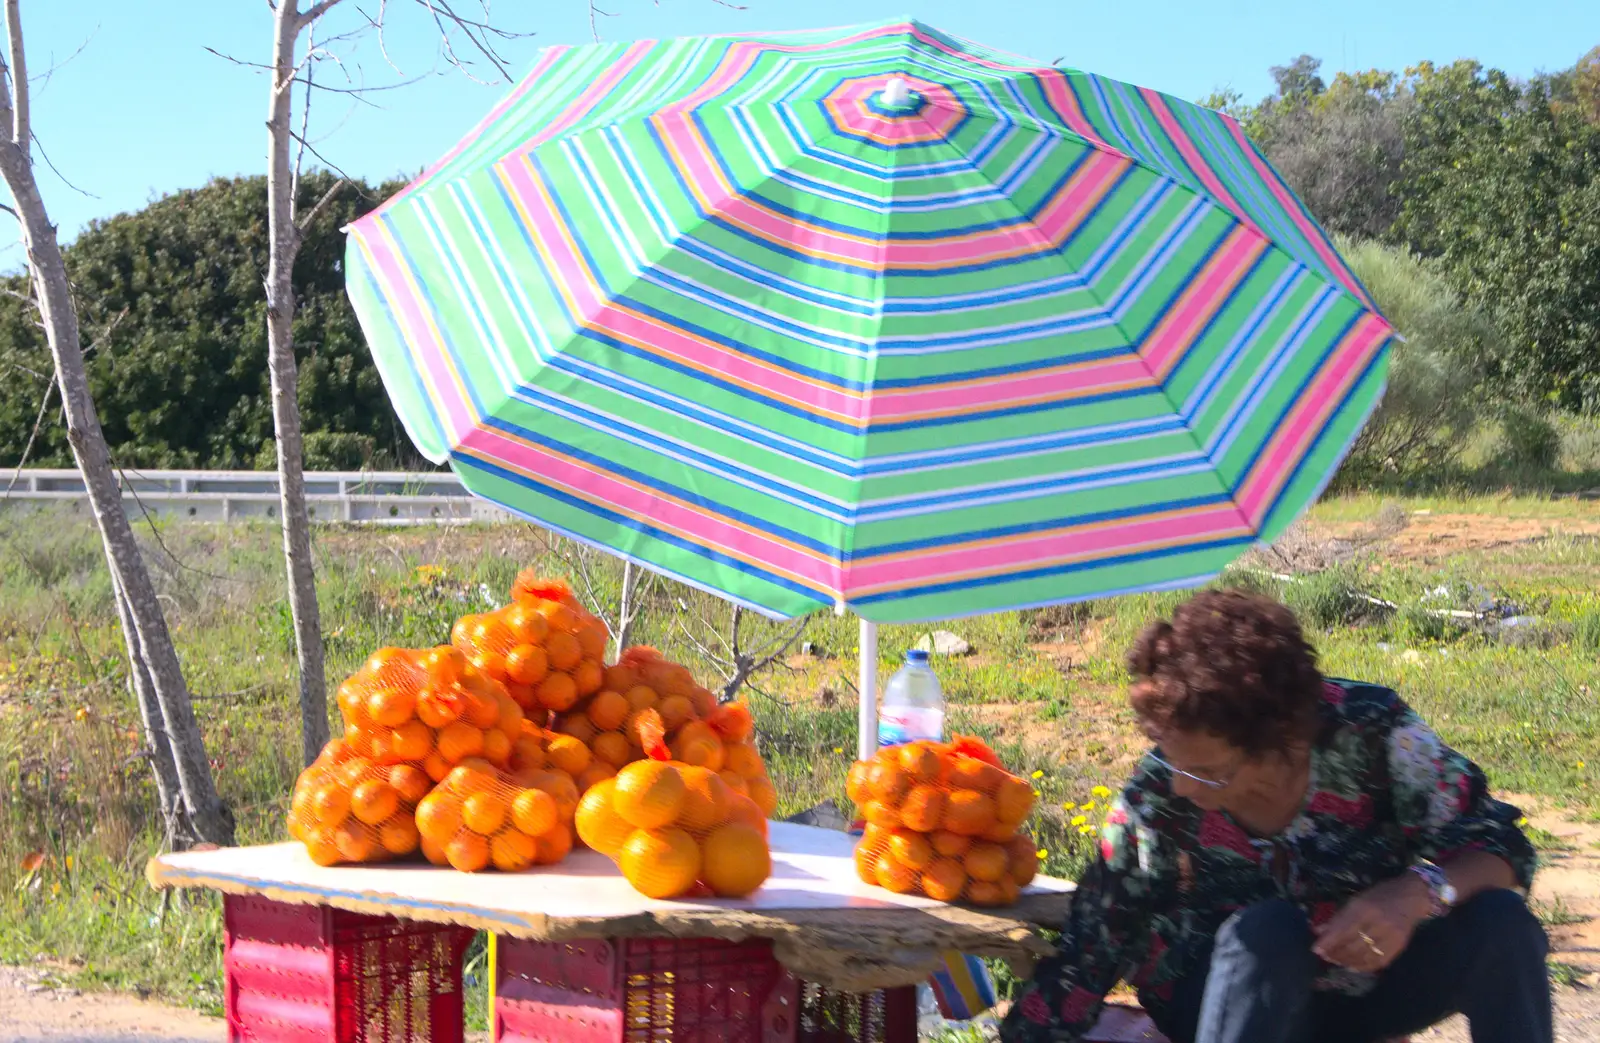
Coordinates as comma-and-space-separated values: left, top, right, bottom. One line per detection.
148, 821, 1077, 1043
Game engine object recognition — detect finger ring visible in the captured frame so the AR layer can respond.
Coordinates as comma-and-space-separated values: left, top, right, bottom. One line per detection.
1359, 932, 1385, 958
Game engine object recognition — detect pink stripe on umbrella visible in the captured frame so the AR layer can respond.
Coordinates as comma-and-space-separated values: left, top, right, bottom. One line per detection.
1140, 229, 1268, 377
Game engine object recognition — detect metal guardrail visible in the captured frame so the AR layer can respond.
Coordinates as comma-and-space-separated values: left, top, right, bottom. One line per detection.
0, 469, 515, 525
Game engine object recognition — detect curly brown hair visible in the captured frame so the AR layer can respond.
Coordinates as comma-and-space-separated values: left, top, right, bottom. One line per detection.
1127, 589, 1322, 756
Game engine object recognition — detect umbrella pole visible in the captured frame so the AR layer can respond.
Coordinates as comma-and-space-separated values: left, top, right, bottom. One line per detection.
858, 617, 879, 760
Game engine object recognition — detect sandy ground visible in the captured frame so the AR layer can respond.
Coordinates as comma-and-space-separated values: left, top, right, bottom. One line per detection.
0, 966, 224, 1043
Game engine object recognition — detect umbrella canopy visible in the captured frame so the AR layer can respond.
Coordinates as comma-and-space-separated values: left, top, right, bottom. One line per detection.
345, 18, 1393, 623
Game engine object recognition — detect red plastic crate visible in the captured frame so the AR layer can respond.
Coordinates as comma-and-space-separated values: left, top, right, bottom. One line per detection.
492, 935, 915, 1043
223, 894, 475, 1042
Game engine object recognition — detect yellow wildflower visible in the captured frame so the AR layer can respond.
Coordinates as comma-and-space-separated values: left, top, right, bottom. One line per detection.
1071, 815, 1087, 827
1078, 824, 1096, 835
1036, 849, 1048, 860
1061, 802, 1076, 811
1092, 785, 1113, 799
1081, 801, 1096, 813
833, 747, 843, 754
1031, 769, 1044, 779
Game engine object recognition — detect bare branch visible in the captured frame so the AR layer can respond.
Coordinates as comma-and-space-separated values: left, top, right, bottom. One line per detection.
6, 0, 25, 150
0, 199, 15, 219
29, 24, 97, 95
2, 371, 53, 496
30, 130, 97, 199
298, 0, 346, 28
296, 177, 347, 233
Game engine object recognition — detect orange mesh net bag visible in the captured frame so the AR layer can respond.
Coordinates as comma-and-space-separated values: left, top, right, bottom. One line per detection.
574, 710, 771, 899
548, 646, 778, 815
334, 645, 528, 780
451, 574, 609, 715
848, 736, 1039, 907
413, 759, 576, 872
288, 739, 430, 865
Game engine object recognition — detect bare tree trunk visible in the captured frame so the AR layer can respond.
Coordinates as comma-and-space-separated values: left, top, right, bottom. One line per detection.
0, 0, 232, 845
267, 0, 329, 766
110, 569, 187, 846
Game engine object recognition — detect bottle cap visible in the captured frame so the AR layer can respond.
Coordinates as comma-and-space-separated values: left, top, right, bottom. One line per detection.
905, 649, 930, 664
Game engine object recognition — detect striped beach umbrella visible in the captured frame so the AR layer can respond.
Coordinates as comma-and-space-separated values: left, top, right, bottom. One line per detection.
345, 18, 1393, 626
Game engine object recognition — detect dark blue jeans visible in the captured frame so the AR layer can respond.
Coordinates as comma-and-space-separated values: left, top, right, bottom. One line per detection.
1152, 890, 1552, 1043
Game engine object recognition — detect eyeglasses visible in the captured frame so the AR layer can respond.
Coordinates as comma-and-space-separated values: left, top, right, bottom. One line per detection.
1148, 750, 1239, 790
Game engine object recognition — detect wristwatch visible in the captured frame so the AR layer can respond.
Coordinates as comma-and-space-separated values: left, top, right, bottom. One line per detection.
1409, 862, 1458, 919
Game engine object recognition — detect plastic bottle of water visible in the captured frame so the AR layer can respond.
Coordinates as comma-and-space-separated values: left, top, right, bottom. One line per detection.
878, 649, 945, 748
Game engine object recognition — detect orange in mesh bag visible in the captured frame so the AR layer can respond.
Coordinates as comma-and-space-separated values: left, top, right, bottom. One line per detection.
414, 758, 575, 872
848, 736, 1039, 907
288, 739, 429, 866
452, 574, 609, 714
575, 710, 771, 900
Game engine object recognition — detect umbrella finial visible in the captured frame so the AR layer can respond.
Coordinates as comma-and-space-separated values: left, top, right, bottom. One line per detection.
880, 76, 917, 110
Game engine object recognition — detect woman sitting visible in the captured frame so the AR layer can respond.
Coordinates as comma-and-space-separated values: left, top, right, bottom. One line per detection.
1000, 590, 1549, 1043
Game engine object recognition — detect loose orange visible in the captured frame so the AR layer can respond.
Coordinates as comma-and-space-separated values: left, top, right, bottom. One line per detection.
942, 790, 997, 837
380, 817, 421, 856
897, 742, 942, 783
463, 792, 507, 835
963, 842, 1009, 883
351, 780, 401, 826
899, 785, 947, 833
867, 761, 912, 804
312, 784, 351, 827
723, 741, 764, 778
536, 672, 579, 711
306, 833, 343, 867
930, 829, 971, 857
587, 690, 630, 732
511, 788, 558, 837
437, 723, 485, 764
334, 821, 377, 863
446, 832, 491, 872
534, 823, 574, 865
946, 758, 1004, 794
368, 687, 417, 729
889, 830, 934, 871
482, 728, 513, 767
390, 720, 433, 762
718, 770, 750, 799
545, 631, 582, 673
572, 659, 604, 697
613, 760, 687, 829
921, 858, 967, 901
491, 829, 538, 872
416, 793, 463, 842
656, 694, 695, 731
575, 762, 617, 792
874, 852, 918, 894
746, 775, 778, 817
994, 776, 1035, 827
416, 686, 462, 728
677, 767, 731, 832
546, 734, 593, 775
846, 762, 872, 805
591, 731, 632, 769
701, 824, 771, 897
862, 800, 902, 830
504, 644, 550, 687
389, 764, 431, 804
619, 827, 701, 899
575, 779, 634, 856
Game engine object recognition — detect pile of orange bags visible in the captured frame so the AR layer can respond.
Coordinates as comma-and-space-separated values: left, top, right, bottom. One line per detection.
574, 716, 771, 899
287, 571, 779, 888
848, 737, 1038, 907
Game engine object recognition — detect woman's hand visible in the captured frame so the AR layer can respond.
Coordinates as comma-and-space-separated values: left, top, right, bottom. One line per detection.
1312, 873, 1433, 973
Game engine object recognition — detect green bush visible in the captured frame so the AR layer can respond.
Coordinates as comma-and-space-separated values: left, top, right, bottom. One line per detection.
1492, 405, 1563, 473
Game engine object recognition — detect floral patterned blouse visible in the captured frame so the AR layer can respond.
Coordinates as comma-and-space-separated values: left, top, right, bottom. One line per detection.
1001, 679, 1535, 1043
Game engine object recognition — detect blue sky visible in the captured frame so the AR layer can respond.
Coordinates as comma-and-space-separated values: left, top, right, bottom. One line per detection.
8, 0, 1598, 248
